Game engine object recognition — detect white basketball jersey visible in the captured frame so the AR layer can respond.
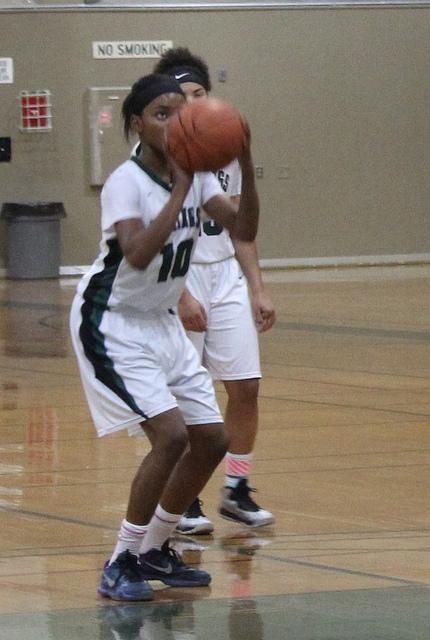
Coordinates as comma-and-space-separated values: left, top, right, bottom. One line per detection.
77, 157, 223, 313
192, 159, 242, 264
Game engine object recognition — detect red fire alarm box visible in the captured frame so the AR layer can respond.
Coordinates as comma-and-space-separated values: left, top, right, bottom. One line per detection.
20, 90, 52, 131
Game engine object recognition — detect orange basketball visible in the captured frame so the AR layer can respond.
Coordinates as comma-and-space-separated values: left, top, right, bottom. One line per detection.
167, 98, 247, 173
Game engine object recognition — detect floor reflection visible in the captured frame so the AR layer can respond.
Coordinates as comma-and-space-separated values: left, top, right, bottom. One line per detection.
98, 601, 192, 640
1, 587, 430, 639
97, 597, 263, 640
0, 280, 68, 358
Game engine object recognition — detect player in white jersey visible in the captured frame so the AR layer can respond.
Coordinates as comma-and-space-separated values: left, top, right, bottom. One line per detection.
153, 49, 276, 534
69, 74, 260, 600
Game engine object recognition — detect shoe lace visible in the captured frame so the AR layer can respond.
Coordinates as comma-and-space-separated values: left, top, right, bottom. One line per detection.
234, 479, 260, 511
186, 498, 206, 518
117, 550, 143, 580
161, 542, 185, 569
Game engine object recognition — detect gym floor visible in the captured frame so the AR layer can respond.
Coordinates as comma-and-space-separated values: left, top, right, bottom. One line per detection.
1, 265, 430, 639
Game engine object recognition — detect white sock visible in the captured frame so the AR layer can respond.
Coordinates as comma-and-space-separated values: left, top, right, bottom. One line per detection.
109, 519, 148, 565
140, 504, 182, 554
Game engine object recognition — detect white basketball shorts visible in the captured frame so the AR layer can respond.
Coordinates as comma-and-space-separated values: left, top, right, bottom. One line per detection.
185, 257, 261, 381
70, 295, 222, 437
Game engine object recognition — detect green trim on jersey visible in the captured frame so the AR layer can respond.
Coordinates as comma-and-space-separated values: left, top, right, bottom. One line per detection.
130, 155, 172, 192
79, 238, 148, 419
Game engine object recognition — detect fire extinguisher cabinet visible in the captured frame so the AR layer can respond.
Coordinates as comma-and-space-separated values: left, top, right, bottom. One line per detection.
1, 202, 66, 279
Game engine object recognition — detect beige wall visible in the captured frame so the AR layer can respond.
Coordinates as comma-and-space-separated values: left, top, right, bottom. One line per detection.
0, 6, 429, 268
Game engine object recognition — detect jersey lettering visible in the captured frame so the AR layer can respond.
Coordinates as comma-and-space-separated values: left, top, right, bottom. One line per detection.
202, 220, 223, 236
175, 206, 201, 230
216, 170, 230, 193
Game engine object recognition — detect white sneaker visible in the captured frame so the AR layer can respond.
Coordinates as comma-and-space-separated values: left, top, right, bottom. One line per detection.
218, 479, 274, 527
176, 498, 214, 535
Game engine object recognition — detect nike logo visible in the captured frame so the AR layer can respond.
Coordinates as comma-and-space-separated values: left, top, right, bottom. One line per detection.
144, 561, 173, 574
106, 576, 116, 588
175, 72, 190, 80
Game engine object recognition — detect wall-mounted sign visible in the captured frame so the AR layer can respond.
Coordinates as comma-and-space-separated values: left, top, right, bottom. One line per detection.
93, 41, 173, 60
0, 58, 13, 84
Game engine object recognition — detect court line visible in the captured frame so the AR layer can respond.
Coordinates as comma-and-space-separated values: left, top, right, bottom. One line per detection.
258, 553, 427, 587
2, 502, 430, 541
264, 362, 430, 383
274, 321, 430, 343
0, 504, 117, 530
257, 392, 430, 418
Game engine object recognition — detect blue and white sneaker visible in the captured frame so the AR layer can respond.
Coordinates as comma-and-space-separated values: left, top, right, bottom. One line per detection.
98, 550, 154, 601
139, 542, 211, 587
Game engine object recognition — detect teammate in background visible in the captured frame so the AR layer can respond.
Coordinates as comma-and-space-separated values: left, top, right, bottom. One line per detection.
70, 74, 260, 600
153, 48, 276, 534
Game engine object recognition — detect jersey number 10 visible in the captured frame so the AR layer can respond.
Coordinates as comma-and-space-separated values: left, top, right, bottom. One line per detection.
158, 239, 194, 282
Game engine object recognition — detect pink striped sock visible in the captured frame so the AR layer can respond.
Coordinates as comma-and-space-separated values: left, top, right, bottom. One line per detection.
225, 452, 252, 488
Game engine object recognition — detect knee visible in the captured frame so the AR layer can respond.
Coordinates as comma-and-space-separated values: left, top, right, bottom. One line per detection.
189, 423, 229, 466
145, 414, 189, 463
167, 429, 189, 460
225, 378, 260, 404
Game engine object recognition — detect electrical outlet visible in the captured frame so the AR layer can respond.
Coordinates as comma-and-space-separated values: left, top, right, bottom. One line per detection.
255, 166, 264, 179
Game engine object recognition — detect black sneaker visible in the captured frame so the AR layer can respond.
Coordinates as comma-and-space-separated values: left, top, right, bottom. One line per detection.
98, 550, 154, 601
139, 542, 211, 587
175, 498, 214, 535
218, 478, 274, 527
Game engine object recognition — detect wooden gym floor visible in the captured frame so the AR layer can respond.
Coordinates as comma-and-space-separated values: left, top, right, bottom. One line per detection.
1, 264, 430, 639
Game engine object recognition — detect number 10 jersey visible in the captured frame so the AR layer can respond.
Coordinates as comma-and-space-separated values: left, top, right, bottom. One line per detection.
77, 157, 223, 314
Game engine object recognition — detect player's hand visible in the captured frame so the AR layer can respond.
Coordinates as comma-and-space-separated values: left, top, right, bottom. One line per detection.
164, 131, 194, 190
168, 155, 194, 192
178, 289, 208, 332
251, 291, 276, 333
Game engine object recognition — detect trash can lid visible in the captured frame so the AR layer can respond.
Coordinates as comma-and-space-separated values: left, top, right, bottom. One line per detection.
0, 202, 66, 219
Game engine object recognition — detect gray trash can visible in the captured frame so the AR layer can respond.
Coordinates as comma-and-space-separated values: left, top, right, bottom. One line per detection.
1, 202, 66, 279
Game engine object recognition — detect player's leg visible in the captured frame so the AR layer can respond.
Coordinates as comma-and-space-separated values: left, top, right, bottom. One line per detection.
220, 379, 273, 527
101, 408, 189, 601
204, 261, 274, 527
175, 264, 216, 535
138, 420, 228, 586
138, 315, 228, 586
223, 377, 259, 454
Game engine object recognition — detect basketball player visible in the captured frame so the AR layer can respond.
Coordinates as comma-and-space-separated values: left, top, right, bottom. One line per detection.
153, 49, 276, 534
69, 74, 260, 600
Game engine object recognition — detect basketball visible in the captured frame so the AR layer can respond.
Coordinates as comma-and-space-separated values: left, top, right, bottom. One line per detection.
167, 98, 247, 173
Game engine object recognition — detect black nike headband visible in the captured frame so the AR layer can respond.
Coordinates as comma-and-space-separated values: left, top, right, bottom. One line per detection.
170, 66, 209, 91
128, 74, 185, 115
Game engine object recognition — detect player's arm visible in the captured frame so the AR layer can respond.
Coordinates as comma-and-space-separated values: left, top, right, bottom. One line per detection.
233, 238, 276, 333
204, 125, 259, 242
115, 168, 192, 270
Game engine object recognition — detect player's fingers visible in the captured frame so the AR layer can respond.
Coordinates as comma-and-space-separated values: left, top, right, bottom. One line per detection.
192, 310, 208, 332
254, 306, 263, 326
259, 310, 276, 333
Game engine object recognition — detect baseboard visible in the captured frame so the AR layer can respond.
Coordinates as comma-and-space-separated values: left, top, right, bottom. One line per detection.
259, 253, 430, 269
1, 253, 430, 280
